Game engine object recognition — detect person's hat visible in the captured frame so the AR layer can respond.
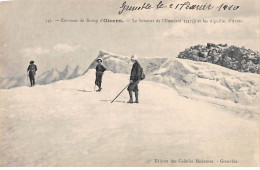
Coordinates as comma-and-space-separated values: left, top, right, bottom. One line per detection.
96, 58, 103, 62
30, 60, 34, 64
131, 55, 138, 61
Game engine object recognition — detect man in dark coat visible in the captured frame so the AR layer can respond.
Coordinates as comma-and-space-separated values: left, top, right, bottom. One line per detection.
127, 55, 142, 103
27, 60, 37, 87
95, 58, 106, 92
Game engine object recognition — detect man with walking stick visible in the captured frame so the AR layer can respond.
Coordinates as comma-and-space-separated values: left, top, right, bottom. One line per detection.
127, 55, 142, 103
111, 54, 145, 104
27, 60, 37, 87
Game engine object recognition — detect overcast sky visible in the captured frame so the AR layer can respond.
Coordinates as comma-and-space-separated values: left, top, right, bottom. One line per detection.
0, 0, 259, 77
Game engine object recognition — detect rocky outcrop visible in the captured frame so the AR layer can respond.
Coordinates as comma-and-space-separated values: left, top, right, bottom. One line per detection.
178, 43, 260, 74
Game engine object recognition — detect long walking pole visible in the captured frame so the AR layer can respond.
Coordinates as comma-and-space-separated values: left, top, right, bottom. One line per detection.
34, 72, 36, 86
111, 83, 130, 103
27, 73, 29, 87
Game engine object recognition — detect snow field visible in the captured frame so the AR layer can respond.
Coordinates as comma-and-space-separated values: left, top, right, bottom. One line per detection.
0, 69, 258, 166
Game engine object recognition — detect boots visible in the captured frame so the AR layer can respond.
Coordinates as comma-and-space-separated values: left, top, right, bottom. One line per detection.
96, 85, 102, 92
127, 91, 133, 103
134, 91, 139, 103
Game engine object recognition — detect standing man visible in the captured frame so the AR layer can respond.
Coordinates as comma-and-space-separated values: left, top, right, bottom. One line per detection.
27, 60, 37, 87
127, 55, 142, 103
95, 58, 106, 92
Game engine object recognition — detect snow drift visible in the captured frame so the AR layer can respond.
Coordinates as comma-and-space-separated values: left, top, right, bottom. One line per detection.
1, 50, 259, 117
0, 50, 259, 166
0, 69, 258, 166
88, 51, 260, 118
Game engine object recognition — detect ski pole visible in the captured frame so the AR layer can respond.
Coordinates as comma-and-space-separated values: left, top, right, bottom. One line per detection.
27, 73, 29, 86
111, 83, 130, 103
34, 72, 36, 86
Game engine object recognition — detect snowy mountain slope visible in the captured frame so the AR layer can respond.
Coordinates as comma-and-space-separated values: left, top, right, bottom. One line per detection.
59, 65, 73, 80
0, 76, 27, 89
0, 69, 258, 166
0, 65, 84, 89
38, 68, 60, 84
88, 51, 260, 117
149, 58, 259, 114
1, 50, 255, 116
87, 51, 168, 76
68, 65, 84, 79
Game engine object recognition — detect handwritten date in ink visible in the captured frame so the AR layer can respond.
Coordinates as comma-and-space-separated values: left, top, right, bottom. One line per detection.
118, 1, 240, 15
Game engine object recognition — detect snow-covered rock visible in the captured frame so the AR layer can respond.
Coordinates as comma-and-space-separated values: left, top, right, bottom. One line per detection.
178, 43, 260, 74
87, 51, 168, 76
1, 50, 259, 117
88, 51, 259, 116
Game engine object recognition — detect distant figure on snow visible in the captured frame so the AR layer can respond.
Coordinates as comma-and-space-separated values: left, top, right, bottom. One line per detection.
95, 58, 106, 92
127, 55, 143, 103
27, 60, 37, 87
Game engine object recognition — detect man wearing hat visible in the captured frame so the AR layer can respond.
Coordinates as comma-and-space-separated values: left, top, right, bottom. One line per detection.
27, 60, 38, 87
95, 58, 106, 92
127, 55, 142, 103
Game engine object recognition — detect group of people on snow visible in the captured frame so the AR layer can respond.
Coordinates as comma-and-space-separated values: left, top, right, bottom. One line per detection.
27, 54, 144, 104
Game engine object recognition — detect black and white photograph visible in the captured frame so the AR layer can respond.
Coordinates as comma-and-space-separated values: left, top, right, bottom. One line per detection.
0, 0, 259, 167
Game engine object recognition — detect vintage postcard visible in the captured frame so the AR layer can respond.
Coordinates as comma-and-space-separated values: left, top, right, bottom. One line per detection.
0, 0, 259, 167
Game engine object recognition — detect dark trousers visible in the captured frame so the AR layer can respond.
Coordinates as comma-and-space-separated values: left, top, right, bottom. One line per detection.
95, 73, 103, 88
127, 80, 139, 92
29, 75, 35, 86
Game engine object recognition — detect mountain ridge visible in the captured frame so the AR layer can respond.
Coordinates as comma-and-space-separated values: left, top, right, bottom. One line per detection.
0, 65, 84, 89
